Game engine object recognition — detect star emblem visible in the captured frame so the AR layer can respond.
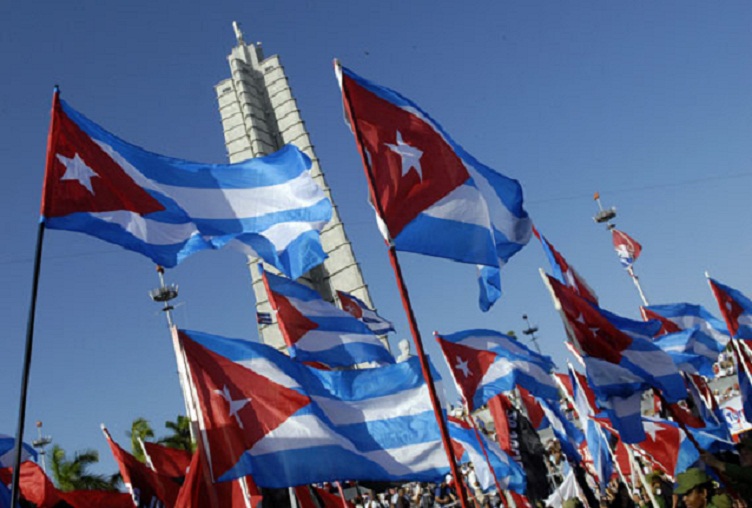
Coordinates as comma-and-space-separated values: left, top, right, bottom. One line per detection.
214, 385, 252, 429
386, 131, 423, 180
643, 420, 661, 440
454, 356, 471, 378
57, 152, 98, 194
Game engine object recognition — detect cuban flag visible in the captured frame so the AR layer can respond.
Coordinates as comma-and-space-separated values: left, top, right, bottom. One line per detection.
643, 303, 729, 350
651, 328, 723, 377
611, 228, 641, 268
447, 416, 526, 494
42, 91, 332, 279
436, 329, 559, 411
262, 268, 394, 368
569, 366, 613, 493
533, 226, 598, 304
632, 417, 701, 478
336, 290, 395, 335
337, 65, 532, 311
707, 278, 752, 339
546, 275, 686, 403
179, 329, 455, 487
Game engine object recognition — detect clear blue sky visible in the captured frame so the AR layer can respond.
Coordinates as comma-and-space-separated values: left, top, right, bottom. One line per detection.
2, 1, 751, 478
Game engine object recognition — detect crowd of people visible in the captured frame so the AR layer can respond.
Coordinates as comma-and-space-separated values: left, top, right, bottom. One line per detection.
345, 430, 751, 508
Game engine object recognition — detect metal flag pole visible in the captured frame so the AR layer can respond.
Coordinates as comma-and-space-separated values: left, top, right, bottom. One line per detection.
11, 87, 61, 506
592, 192, 650, 306
337, 59, 470, 508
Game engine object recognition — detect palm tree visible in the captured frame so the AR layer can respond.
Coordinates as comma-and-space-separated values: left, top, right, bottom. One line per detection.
49, 445, 119, 492
128, 417, 154, 462
158, 415, 195, 452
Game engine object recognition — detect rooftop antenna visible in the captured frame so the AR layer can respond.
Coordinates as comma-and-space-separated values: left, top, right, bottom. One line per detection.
149, 266, 179, 327
31, 421, 52, 473
592, 192, 617, 230
522, 314, 542, 355
232, 21, 245, 44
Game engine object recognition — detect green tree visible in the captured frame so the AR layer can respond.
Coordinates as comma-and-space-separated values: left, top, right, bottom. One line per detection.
128, 417, 154, 462
158, 415, 195, 452
49, 445, 119, 492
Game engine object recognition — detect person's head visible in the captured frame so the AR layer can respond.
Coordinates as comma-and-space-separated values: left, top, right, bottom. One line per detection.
675, 468, 713, 508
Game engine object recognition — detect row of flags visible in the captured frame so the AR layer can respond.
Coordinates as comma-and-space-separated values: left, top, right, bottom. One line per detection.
17, 58, 752, 507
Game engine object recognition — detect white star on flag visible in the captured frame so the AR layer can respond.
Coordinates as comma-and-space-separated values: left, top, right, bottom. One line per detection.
643, 420, 661, 440
455, 356, 471, 378
386, 131, 423, 180
57, 152, 98, 194
214, 385, 252, 429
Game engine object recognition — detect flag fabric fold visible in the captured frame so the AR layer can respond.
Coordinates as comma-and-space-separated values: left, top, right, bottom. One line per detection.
103, 426, 181, 507
262, 268, 394, 368
180, 329, 454, 487
141, 441, 192, 481
611, 228, 642, 268
42, 93, 332, 279
337, 65, 532, 311
544, 275, 686, 416
436, 329, 558, 411
0, 434, 36, 469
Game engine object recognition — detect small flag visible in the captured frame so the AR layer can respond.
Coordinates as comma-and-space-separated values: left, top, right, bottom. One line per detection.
255, 312, 273, 325
611, 228, 642, 268
262, 268, 393, 368
336, 290, 395, 334
534, 226, 598, 304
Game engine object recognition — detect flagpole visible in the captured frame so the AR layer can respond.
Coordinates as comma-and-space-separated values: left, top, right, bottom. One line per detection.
337, 59, 470, 508
464, 412, 508, 508
10, 221, 45, 506
11, 87, 62, 506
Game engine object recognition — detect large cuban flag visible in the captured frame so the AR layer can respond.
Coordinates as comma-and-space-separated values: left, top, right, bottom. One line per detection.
41, 92, 332, 279
337, 65, 532, 311
262, 268, 394, 368
179, 329, 452, 487
643, 303, 729, 354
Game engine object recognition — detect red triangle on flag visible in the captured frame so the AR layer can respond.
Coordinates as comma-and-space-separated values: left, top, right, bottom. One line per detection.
181, 332, 311, 480
271, 292, 320, 347
42, 99, 164, 218
436, 337, 496, 409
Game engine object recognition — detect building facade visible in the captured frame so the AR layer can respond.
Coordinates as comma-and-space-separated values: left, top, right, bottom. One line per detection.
215, 23, 382, 350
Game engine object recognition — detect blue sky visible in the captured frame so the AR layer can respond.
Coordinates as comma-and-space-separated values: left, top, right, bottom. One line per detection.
2, 1, 751, 478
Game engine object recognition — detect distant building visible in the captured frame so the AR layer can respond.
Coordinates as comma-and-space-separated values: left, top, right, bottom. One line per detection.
215, 23, 384, 351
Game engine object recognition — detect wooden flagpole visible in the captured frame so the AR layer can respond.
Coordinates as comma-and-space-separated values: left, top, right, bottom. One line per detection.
336, 60, 469, 508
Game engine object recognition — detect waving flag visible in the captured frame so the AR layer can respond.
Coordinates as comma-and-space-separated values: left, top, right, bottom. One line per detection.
447, 416, 526, 494
262, 268, 393, 368
102, 426, 180, 508
336, 290, 395, 334
611, 228, 642, 268
436, 330, 558, 411
337, 65, 532, 311
533, 226, 597, 304
652, 328, 722, 377
632, 417, 700, 478
545, 275, 685, 403
707, 278, 752, 420
42, 92, 332, 279
707, 278, 752, 339
643, 303, 729, 352
141, 441, 192, 480
569, 366, 613, 492
180, 329, 454, 487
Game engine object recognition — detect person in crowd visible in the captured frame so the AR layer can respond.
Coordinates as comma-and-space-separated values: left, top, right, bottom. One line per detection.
434, 477, 457, 507
674, 468, 732, 508
701, 432, 752, 502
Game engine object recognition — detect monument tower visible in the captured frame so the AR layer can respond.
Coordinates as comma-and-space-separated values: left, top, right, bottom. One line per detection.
215, 23, 380, 350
